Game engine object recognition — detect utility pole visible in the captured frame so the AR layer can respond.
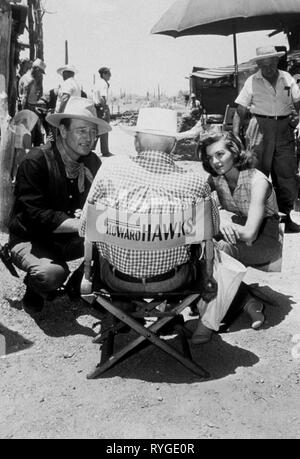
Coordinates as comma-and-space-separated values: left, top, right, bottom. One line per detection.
65, 40, 68, 65
0, 0, 15, 232
28, 0, 44, 60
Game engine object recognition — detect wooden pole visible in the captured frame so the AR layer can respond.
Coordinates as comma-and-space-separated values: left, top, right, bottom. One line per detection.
34, 0, 44, 60
0, 1, 15, 233
27, 0, 35, 60
0, 0, 11, 95
233, 32, 239, 93
65, 40, 68, 65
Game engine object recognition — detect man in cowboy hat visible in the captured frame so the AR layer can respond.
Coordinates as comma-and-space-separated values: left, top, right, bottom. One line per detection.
79, 107, 225, 344
179, 92, 203, 133
93, 66, 113, 157
55, 64, 81, 114
8, 97, 111, 313
233, 45, 300, 232
18, 58, 47, 146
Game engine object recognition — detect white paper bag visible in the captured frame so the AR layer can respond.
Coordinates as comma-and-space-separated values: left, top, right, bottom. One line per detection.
197, 247, 247, 331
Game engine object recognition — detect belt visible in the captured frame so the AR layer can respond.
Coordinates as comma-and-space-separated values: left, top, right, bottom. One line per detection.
253, 114, 290, 120
110, 264, 186, 284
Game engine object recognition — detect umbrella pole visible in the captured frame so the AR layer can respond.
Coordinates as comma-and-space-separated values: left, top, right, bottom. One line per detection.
233, 32, 239, 92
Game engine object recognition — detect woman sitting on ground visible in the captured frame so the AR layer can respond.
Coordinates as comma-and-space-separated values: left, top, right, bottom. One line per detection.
199, 131, 283, 331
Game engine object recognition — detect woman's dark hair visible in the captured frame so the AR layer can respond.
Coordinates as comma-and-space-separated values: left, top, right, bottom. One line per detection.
200, 130, 256, 176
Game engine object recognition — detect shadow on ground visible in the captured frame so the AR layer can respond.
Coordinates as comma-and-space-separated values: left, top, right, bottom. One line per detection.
85, 330, 259, 384
0, 324, 34, 356
223, 284, 295, 333
18, 296, 100, 339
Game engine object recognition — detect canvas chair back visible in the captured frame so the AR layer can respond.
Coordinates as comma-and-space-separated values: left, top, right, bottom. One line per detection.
81, 199, 214, 293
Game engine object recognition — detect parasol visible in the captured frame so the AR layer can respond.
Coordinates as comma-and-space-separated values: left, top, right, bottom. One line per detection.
151, 0, 300, 84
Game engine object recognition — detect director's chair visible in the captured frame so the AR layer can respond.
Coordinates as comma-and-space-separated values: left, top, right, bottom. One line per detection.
81, 199, 216, 380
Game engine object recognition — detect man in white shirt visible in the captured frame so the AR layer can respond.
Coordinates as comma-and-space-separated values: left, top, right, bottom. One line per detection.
93, 66, 113, 157
55, 64, 81, 114
233, 46, 300, 232
18, 58, 46, 146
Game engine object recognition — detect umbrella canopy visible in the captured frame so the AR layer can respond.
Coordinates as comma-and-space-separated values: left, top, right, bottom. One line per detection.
151, 0, 300, 37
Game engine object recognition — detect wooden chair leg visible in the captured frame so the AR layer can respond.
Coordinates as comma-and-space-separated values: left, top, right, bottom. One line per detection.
174, 323, 193, 360
100, 330, 115, 364
87, 294, 209, 380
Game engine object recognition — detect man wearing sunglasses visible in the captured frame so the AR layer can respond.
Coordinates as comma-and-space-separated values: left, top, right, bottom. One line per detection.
8, 97, 111, 313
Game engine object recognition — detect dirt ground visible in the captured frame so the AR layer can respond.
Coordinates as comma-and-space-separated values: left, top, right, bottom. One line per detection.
0, 126, 300, 440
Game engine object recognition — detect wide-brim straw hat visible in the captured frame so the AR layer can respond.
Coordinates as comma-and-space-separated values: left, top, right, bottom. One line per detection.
251, 46, 286, 63
32, 58, 46, 74
46, 97, 112, 135
11, 109, 39, 132
121, 107, 178, 137
57, 64, 78, 76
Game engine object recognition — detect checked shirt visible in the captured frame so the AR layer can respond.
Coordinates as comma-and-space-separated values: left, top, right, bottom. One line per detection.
80, 151, 219, 277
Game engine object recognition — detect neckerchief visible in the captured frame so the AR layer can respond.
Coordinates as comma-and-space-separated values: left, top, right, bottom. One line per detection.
56, 136, 93, 193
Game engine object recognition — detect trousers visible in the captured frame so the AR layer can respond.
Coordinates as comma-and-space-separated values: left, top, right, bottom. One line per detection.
96, 105, 111, 156
10, 235, 84, 296
216, 215, 282, 268
246, 116, 298, 214
246, 116, 298, 213
98, 256, 195, 294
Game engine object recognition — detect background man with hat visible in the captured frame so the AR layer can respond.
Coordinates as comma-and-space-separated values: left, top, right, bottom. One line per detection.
79, 107, 223, 344
18, 58, 47, 146
179, 92, 203, 133
55, 64, 81, 114
233, 45, 300, 232
8, 97, 111, 313
93, 66, 113, 157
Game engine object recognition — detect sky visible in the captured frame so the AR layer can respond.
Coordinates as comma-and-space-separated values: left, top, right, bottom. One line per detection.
40, 0, 289, 97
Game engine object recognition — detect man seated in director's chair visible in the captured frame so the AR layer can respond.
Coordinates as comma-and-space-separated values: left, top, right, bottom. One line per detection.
79, 108, 227, 379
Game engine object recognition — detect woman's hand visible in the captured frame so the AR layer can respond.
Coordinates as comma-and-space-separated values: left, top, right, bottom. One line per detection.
220, 221, 240, 244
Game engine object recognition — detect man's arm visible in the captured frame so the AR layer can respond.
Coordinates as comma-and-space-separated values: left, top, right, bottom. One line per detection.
233, 75, 253, 139
232, 104, 248, 138
14, 154, 77, 234
56, 93, 70, 114
294, 100, 300, 138
289, 75, 300, 138
19, 80, 30, 110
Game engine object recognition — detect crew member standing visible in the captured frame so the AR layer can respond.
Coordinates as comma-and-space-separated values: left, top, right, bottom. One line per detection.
233, 45, 300, 232
55, 64, 81, 114
93, 66, 113, 157
18, 58, 46, 146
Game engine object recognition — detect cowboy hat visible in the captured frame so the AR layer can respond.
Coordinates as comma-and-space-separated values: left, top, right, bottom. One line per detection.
57, 64, 78, 76
11, 110, 39, 132
251, 46, 286, 63
46, 97, 112, 135
32, 58, 46, 74
121, 107, 178, 137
